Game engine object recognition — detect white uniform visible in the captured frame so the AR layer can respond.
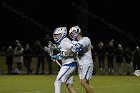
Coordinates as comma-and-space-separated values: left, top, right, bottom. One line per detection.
54, 37, 77, 93
76, 37, 93, 80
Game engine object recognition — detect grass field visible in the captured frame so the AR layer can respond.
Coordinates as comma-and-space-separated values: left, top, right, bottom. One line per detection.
0, 56, 140, 93
0, 75, 140, 93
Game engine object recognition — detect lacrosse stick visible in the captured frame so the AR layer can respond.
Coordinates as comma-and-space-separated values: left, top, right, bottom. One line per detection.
43, 41, 62, 67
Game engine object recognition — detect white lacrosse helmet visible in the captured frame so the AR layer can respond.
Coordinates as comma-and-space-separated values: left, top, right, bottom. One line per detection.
53, 27, 67, 43
69, 26, 81, 40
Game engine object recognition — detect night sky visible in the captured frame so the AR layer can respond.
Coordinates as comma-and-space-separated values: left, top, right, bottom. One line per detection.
0, 0, 139, 50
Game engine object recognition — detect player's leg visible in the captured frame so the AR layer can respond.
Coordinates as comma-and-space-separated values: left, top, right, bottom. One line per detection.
54, 67, 64, 93
67, 84, 76, 93
66, 76, 76, 93
65, 67, 76, 93
54, 80, 62, 93
80, 79, 93, 93
54, 66, 76, 93
78, 65, 93, 93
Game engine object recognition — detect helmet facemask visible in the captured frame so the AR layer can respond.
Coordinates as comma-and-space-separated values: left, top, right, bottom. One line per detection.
53, 27, 67, 43
53, 34, 62, 43
69, 30, 78, 40
69, 26, 81, 40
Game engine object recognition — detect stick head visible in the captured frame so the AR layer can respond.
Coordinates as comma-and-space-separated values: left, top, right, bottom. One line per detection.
134, 70, 140, 76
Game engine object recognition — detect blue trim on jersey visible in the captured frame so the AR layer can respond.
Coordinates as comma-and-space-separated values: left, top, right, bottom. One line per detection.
58, 67, 71, 81
63, 62, 77, 67
84, 66, 90, 80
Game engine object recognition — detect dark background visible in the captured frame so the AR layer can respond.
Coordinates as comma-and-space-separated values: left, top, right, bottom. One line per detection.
0, 0, 139, 50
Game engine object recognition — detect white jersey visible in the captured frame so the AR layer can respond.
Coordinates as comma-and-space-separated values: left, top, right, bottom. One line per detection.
76, 37, 93, 66
14, 47, 24, 63
57, 37, 75, 65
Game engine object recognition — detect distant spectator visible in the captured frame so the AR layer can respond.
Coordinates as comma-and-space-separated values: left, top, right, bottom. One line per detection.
106, 39, 115, 75
14, 44, 24, 74
124, 47, 133, 75
91, 45, 96, 75
14, 40, 20, 47
133, 46, 140, 70
91, 45, 96, 62
34, 40, 46, 74
96, 42, 106, 72
23, 44, 32, 74
5, 46, 13, 74
115, 44, 124, 75
43, 35, 53, 74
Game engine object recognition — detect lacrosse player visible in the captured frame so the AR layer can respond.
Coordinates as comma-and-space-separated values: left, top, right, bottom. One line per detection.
51, 27, 77, 93
69, 26, 94, 93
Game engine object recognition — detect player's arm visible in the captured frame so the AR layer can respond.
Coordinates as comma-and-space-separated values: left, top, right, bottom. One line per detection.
78, 37, 91, 48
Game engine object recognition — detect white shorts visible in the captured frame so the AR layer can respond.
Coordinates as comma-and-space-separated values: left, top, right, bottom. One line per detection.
78, 64, 93, 80
55, 65, 76, 84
